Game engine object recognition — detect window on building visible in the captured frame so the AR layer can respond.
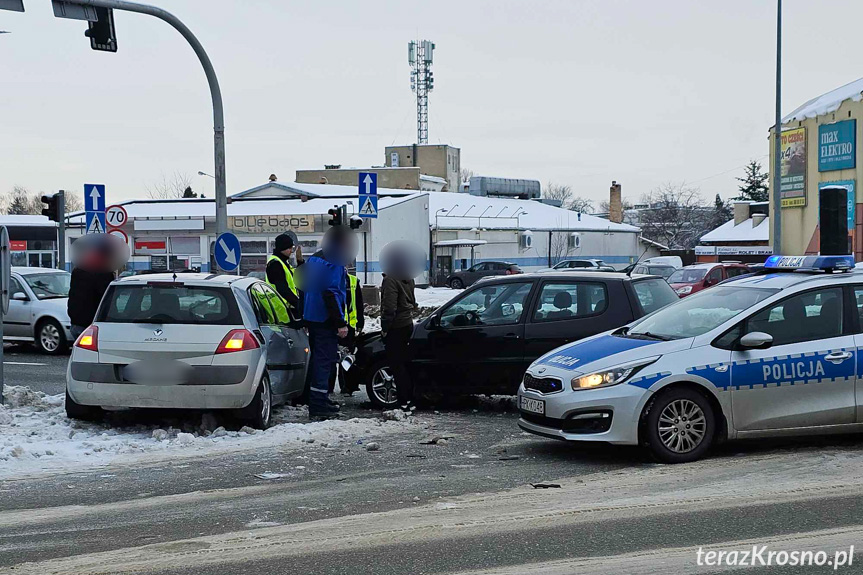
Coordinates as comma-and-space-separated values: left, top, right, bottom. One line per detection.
170, 236, 200, 256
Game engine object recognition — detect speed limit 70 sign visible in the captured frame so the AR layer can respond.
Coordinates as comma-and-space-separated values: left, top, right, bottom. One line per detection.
106, 204, 128, 228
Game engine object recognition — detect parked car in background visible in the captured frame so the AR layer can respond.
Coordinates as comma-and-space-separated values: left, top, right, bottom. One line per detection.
65, 274, 309, 429
631, 263, 677, 280
669, 262, 750, 297
350, 272, 680, 408
549, 259, 616, 272
4, 267, 74, 354
446, 261, 522, 288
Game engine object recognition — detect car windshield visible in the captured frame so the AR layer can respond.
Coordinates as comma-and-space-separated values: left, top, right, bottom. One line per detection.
668, 267, 708, 284
23, 272, 71, 300
625, 286, 778, 340
97, 284, 242, 325
649, 266, 675, 279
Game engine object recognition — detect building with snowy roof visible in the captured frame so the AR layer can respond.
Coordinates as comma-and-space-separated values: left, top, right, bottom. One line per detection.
770, 77, 863, 259
64, 178, 646, 285
695, 202, 770, 263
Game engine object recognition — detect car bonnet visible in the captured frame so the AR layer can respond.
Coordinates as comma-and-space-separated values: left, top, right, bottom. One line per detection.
531, 332, 691, 376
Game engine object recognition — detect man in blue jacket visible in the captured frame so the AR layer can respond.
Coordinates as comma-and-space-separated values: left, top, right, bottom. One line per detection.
302, 227, 352, 419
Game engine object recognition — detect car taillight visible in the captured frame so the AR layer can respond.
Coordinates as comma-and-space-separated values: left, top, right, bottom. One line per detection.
215, 329, 260, 354
75, 325, 98, 352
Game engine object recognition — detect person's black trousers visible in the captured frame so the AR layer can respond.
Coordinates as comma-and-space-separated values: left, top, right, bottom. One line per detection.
384, 325, 413, 406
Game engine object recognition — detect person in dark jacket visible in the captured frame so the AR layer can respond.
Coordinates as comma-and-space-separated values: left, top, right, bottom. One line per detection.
266, 232, 304, 314
67, 248, 116, 339
301, 227, 353, 419
378, 240, 424, 410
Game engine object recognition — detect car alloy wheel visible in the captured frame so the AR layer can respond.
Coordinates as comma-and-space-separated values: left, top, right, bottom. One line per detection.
657, 398, 706, 453
40, 323, 61, 352
449, 278, 463, 289
370, 366, 398, 407
260, 377, 272, 428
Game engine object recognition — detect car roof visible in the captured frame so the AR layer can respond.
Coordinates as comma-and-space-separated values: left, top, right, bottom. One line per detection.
479, 271, 655, 283
114, 272, 258, 288
12, 267, 68, 275
719, 269, 863, 291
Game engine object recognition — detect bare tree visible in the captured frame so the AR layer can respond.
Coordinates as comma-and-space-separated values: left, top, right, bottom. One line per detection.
543, 182, 573, 208
637, 182, 712, 249
145, 171, 195, 199
459, 168, 475, 184
568, 196, 594, 214
548, 231, 571, 265
64, 191, 83, 213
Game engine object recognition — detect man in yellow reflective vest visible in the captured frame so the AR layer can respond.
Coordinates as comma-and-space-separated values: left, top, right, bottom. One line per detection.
330, 272, 364, 395
266, 233, 304, 313
344, 273, 364, 336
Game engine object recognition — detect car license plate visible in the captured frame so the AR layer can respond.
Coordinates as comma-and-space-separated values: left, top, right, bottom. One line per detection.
520, 396, 545, 415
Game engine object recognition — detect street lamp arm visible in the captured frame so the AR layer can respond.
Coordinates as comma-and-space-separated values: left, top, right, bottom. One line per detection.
68, 0, 228, 236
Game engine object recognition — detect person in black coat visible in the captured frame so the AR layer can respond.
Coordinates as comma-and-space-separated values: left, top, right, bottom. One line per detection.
68, 239, 118, 339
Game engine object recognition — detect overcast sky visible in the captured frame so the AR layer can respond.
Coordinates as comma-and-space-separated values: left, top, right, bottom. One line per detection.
2, 0, 862, 208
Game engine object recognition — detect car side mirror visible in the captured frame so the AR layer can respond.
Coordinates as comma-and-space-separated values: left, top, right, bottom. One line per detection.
501, 303, 515, 317
740, 331, 773, 350
427, 315, 441, 329
12, 292, 28, 301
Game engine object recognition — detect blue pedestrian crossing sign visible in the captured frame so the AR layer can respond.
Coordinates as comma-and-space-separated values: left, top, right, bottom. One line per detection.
358, 172, 378, 218
84, 184, 107, 234
215, 232, 242, 272
85, 212, 106, 234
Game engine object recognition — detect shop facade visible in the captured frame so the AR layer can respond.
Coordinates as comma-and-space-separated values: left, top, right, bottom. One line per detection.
769, 78, 863, 259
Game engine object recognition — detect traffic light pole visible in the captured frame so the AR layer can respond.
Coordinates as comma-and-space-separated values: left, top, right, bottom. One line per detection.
57, 190, 66, 271
65, 0, 228, 236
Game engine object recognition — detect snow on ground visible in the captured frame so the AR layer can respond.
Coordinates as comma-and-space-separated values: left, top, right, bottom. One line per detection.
414, 286, 461, 308
0, 386, 425, 480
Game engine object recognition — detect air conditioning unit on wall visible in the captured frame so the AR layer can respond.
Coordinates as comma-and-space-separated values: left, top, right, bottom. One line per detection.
520, 230, 533, 249
568, 232, 581, 250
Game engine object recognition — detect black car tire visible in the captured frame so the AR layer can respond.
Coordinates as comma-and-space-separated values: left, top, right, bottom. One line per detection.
238, 375, 272, 430
65, 389, 103, 422
365, 360, 400, 409
642, 387, 715, 464
448, 278, 464, 289
36, 318, 67, 355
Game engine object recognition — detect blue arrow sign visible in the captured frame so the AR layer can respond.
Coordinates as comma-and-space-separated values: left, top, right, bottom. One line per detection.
358, 172, 378, 219
215, 232, 242, 272
84, 184, 106, 214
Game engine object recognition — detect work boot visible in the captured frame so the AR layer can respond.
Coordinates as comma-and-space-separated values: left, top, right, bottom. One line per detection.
309, 392, 339, 419
327, 397, 341, 411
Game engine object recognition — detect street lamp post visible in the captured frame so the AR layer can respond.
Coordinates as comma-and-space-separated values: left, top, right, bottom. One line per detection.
477, 206, 492, 229
772, 0, 782, 254
61, 0, 228, 235
198, 170, 215, 179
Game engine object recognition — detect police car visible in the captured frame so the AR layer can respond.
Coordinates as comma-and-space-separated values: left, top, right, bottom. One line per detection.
517, 255, 863, 463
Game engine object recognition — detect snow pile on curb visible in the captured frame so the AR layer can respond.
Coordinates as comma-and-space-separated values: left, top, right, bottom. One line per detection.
0, 386, 424, 479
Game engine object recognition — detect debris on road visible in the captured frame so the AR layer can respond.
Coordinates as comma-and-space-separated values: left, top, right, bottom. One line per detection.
365, 442, 380, 452
499, 455, 520, 461
254, 472, 292, 480
530, 483, 562, 489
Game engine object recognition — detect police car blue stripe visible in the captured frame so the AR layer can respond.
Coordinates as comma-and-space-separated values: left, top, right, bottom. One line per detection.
536, 335, 661, 371
628, 371, 671, 389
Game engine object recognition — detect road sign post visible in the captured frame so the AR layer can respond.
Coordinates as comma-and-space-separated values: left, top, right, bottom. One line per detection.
0, 226, 9, 405
358, 172, 378, 219
214, 232, 241, 273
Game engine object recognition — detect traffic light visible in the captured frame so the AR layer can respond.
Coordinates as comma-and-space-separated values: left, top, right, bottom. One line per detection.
84, 7, 117, 52
327, 208, 341, 227
41, 192, 62, 223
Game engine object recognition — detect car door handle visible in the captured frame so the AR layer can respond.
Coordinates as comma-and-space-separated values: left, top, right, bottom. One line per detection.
825, 351, 853, 363
503, 333, 520, 340
287, 338, 295, 348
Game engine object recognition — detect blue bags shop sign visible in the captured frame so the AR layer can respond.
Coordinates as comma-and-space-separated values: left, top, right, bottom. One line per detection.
819, 119, 856, 172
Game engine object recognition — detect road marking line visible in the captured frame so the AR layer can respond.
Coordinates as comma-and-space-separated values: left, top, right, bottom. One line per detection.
3, 361, 47, 366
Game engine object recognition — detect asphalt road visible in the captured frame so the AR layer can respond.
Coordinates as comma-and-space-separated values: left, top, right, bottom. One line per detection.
2, 343, 67, 396
3, 354, 863, 574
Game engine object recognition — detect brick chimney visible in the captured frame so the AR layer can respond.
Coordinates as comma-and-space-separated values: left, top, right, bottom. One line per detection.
609, 181, 623, 224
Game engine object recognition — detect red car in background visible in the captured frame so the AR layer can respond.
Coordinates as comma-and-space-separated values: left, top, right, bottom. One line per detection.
668, 262, 750, 297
